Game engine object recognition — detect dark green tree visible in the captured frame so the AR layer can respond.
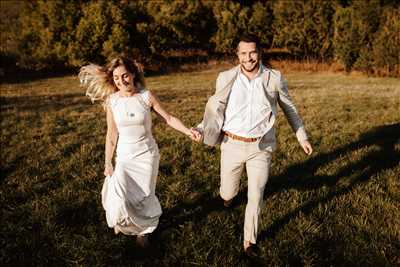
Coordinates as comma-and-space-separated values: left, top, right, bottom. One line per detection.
69, 1, 131, 66
247, 1, 274, 50
208, 1, 274, 53
137, 0, 215, 52
273, 0, 335, 59
371, 7, 400, 76
208, 1, 250, 53
0, 0, 23, 74
352, 0, 382, 74
333, 6, 360, 72
333, 0, 398, 74
18, 0, 81, 69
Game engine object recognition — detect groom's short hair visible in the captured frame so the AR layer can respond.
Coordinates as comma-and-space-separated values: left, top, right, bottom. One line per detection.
236, 33, 261, 53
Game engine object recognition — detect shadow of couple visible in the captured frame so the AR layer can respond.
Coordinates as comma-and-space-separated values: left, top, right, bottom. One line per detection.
129, 123, 400, 261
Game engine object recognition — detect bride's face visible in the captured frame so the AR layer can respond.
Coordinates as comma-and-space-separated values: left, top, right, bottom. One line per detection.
112, 65, 135, 92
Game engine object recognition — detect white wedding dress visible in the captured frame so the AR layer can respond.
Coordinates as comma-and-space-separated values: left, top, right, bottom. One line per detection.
101, 89, 162, 235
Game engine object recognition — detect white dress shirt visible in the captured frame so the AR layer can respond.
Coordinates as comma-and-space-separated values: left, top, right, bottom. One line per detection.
222, 66, 272, 138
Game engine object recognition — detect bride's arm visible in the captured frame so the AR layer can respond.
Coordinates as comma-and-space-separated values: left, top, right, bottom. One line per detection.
149, 91, 200, 140
104, 106, 118, 176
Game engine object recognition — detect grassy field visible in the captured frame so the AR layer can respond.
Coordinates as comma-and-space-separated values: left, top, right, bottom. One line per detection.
1, 65, 399, 266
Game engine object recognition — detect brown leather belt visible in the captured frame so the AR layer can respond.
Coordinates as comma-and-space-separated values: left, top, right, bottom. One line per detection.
223, 131, 259, 142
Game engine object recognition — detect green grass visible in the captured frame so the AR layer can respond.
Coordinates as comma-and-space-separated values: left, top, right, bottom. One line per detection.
1, 66, 399, 266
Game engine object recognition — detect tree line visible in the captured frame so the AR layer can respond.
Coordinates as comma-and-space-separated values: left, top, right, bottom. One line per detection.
1, 0, 399, 77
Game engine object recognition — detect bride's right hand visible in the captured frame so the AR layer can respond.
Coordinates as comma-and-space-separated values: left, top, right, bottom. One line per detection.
189, 128, 202, 142
104, 162, 114, 176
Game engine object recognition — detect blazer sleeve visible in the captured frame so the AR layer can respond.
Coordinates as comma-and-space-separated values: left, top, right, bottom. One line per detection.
196, 73, 224, 133
276, 72, 308, 143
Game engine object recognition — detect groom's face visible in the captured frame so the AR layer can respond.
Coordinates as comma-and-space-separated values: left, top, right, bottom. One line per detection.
237, 41, 260, 73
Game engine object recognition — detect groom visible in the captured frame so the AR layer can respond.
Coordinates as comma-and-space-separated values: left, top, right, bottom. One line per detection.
194, 33, 313, 257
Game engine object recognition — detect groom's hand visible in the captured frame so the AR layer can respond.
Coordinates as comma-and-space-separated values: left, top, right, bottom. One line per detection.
300, 140, 313, 155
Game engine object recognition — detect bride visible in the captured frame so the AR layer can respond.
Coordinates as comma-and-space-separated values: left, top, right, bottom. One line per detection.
79, 56, 200, 247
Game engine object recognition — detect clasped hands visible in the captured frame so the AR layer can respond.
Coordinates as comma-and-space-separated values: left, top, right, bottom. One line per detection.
188, 128, 202, 142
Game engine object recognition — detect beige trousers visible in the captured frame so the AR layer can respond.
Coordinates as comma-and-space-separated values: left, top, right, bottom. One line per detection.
220, 136, 272, 244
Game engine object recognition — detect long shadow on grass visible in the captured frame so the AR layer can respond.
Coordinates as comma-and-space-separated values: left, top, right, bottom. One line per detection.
155, 123, 399, 263
258, 123, 400, 243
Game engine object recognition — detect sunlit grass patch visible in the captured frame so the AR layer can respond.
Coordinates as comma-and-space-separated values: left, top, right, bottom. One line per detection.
1, 67, 399, 266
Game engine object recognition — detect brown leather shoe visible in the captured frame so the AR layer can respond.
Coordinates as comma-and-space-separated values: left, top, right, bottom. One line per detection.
223, 199, 233, 208
136, 234, 149, 248
244, 243, 260, 258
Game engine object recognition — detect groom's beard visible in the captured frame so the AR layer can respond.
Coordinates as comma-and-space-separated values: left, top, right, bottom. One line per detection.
241, 60, 259, 73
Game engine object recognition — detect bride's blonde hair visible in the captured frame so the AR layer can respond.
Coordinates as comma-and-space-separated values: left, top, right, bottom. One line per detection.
79, 56, 145, 103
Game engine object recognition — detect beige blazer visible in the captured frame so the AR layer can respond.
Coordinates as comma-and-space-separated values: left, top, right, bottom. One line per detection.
198, 65, 308, 150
